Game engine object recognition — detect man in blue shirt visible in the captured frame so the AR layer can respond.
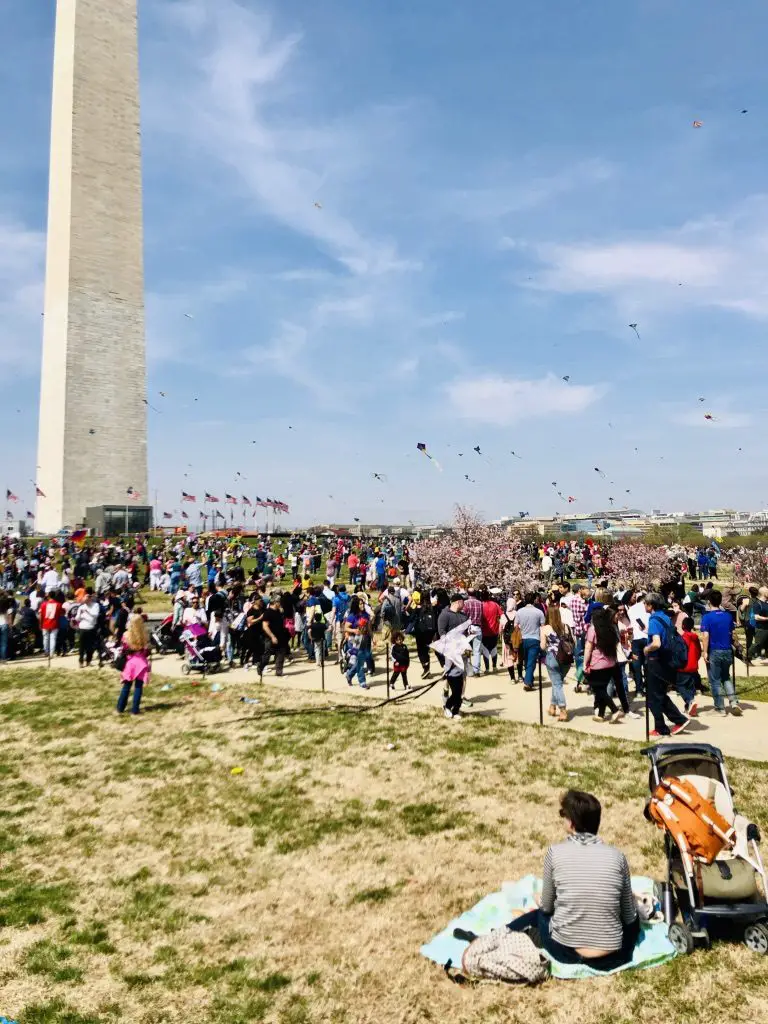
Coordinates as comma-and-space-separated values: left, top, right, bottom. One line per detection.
643, 594, 690, 737
700, 590, 742, 716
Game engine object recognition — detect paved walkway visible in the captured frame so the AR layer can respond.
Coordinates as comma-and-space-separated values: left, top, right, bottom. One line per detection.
13, 644, 766, 764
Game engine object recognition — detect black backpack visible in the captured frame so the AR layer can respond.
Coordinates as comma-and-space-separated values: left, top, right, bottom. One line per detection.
416, 606, 435, 634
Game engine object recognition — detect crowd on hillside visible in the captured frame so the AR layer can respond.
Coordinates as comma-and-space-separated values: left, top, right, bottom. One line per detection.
0, 531, 765, 732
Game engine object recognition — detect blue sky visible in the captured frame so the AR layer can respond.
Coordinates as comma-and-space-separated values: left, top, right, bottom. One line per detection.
2, 0, 768, 526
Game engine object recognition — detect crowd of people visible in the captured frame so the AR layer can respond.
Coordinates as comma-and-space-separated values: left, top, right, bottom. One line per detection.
0, 530, 764, 733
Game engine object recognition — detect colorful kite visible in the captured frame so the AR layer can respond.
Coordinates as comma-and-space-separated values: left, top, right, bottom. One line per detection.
567, 495, 577, 503
416, 442, 442, 471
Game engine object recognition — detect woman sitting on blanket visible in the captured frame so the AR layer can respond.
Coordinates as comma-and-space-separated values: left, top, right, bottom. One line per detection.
507, 789, 640, 971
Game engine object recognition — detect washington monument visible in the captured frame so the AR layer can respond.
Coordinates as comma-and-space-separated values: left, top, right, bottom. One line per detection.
36, 0, 148, 533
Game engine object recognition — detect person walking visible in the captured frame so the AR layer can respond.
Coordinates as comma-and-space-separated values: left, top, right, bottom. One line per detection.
584, 607, 623, 723
462, 590, 484, 675
412, 593, 436, 678
515, 593, 545, 691
39, 590, 63, 659
480, 589, 502, 672
644, 594, 690, 737
540, 605, 570, 721
117, 614, 151, 716
747, 586, 768, 666
701, 590, 743, 716
76, 589, 101, 667
437, 594, 468, 719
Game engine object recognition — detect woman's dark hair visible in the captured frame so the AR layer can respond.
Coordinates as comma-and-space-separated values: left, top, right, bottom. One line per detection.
591, 606, 618, 658
349, 596, 362, 615
560, 789, 601, 834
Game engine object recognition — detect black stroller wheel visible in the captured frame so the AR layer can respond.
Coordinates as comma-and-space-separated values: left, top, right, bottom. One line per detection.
744, 922, 768, 955
181, 664, 191, 676
668, 922, 694, 955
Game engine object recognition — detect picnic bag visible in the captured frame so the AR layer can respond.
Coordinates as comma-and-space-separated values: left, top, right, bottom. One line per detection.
461, 929, 549, 985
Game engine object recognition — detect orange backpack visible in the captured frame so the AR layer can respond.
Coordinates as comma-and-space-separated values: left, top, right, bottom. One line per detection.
648, 777, 735, 865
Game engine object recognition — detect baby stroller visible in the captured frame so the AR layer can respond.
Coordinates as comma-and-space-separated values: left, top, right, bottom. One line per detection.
643, 742, 768, 955
180, 624, 223, 677
151, 614, 181, 655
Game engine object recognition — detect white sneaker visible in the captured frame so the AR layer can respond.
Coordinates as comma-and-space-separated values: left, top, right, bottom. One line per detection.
444, 708, 454, 719
627, 711, 642, 719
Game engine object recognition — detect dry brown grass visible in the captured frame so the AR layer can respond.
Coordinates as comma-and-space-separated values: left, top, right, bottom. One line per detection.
2, 665, 768, 1024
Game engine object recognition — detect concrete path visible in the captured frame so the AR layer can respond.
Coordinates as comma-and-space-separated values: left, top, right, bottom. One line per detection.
12, 644, 766, 764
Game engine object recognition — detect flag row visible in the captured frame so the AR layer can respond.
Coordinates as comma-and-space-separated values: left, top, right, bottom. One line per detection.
181, 492, 289, 512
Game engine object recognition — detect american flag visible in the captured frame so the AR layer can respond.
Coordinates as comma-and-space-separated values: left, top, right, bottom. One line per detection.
163, 512, 172, 520
242, 496, 252, 506
255, 496, 267, 507
205, 492, 220, 503
225, 493, 238, 505
5, 510, 12, 520
181, 511, 189, 520
216, 510, 225, 520
199, 510, 205, 518
26, 510, 34, 519
6, 489, 18, 502
265, 498, 276, 509
181, 491, 196, 502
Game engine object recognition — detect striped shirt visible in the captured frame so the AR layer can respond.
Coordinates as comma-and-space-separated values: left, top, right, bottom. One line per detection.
541, 834, 637, 951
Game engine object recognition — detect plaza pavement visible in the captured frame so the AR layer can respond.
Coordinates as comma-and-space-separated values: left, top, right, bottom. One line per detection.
14, 643, 767, 764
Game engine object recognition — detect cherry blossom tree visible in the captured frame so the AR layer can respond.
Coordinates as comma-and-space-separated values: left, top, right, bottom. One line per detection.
604, 542, 673, 589
412, 506, 537, 591
727, 547, 768, 587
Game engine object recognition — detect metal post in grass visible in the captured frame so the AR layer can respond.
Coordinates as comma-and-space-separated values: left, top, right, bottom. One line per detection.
645, 684, 650, 742
386, 643, 390, 700
538, 657, 543, 725
320, 640, 325, 692
731, 644, 738, 703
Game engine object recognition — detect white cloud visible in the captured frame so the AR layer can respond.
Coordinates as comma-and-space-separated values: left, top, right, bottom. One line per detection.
444, 159, 614, 223
243, 320, 335, 406
152, 0, 416, 279
445, 374, 604, 425
529, 195, 768, 321
0, 214, 44, 373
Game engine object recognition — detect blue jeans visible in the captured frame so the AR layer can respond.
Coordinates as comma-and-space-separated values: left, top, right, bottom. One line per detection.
507, 909, 639, 972
346, 652, 367, 687
574, 635, 585, 683
468, 634, 482, 675
630, 639, 646, 694
117, 680, 143, 714
521, 638, 540, 687
0, 623, 8, 661
545, 652, 566, 708
676, 671, 699, 707
708, 649, 735, 709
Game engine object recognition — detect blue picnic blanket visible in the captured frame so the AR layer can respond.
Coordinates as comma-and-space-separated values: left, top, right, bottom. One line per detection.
420, 874, 676, 980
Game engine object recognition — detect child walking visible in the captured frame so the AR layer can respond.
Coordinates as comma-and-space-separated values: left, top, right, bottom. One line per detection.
390, 631, 410, 690
117, 613, 151, 716
677, 616, 701, 717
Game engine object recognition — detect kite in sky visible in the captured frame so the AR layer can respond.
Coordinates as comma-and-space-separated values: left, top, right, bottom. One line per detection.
567, 495, 577, 503
594, 467, 606, 478
314, 201, 323, 209
562, 375, 570, 383
608, 496, 615, 505
416, 442, 442, 471
142, 398, 160, 413
159, 391, 166, 398
628, 323, 641, 340
704, 413, 715, 421
464, 474, 475, 483
698, 396, 706, 402
372, 473, 387, 482
742, 109, 748, 114
473, 445, 482, 455
510, 450, 522, 459
692, 120, 703, 128
551, 481, 558, 489
184, 313, 194, 319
